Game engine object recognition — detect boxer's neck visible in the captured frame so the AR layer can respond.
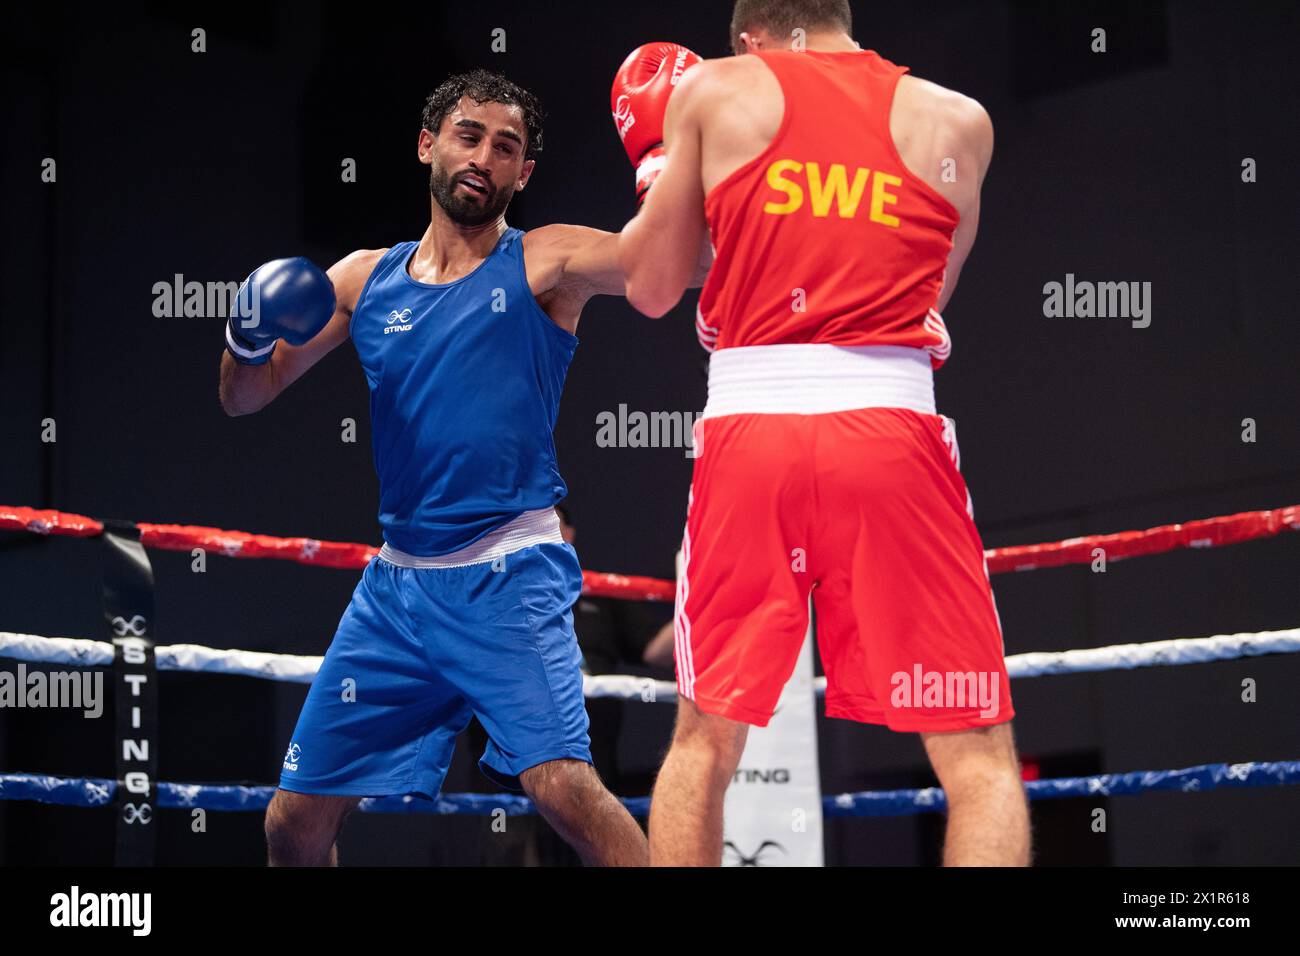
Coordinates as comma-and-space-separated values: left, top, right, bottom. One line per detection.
798, 31, 861, 53
413, 212, 507, 282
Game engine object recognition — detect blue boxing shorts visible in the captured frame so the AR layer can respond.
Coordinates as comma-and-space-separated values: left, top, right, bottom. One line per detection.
278, 511, 591, 797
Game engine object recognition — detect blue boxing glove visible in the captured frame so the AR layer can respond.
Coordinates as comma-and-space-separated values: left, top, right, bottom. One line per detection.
225, 257, 336, 365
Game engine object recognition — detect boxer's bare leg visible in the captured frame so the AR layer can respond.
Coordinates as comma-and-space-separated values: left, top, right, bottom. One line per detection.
265, 790, 359, 866
649, 697, 750, 866
521, 758, 648, 866
921, 721, 1031, 866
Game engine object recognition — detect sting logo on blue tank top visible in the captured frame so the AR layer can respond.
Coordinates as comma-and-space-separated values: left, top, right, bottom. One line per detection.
384, 308, 414, 333
349, 228, 578, 557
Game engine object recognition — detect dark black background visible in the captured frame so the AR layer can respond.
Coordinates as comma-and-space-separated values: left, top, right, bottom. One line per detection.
2, 0, 1297, 865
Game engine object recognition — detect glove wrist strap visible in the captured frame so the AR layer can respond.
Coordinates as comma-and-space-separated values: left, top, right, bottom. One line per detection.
225, 321, 276, 366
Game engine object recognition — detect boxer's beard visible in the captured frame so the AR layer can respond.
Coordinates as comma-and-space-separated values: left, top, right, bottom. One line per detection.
429, 162, 512, 227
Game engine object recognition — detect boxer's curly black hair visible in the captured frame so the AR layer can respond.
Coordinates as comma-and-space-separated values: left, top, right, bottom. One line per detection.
421, 69, 544, 160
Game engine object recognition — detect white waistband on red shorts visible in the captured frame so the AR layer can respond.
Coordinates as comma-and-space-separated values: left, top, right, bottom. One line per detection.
378, 507, 563, 569
701, 344, 936, 418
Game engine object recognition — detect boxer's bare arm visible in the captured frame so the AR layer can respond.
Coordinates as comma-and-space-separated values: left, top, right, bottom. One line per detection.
891, 76, 994, 312
523, 225, 622, 336
219, 248, 383, 416
527, 225, 625, 296
523, 224, 711, 335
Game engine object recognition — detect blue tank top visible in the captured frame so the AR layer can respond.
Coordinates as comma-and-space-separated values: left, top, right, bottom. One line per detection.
350, 228, 578, 556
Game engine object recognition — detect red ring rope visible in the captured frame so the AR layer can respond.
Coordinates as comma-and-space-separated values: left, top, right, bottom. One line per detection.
2, 503, 1295, 601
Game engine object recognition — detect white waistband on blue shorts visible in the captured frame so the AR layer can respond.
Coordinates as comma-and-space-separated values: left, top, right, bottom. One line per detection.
378, 507, 563, 569
701, 344, 936, 418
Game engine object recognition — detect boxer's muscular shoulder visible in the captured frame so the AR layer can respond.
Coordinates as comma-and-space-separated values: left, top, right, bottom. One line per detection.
689, 55, 770, 95
891, 76, 993, 200
893, 75, 991, 140
520, 226, 596, 332
689, 56, 782, 192
690, 56, 780, 134
328, 248, 388, 316
521, 225, 583, 293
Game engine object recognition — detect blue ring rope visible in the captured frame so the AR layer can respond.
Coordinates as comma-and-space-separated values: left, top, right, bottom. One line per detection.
2, 761, 1296, 818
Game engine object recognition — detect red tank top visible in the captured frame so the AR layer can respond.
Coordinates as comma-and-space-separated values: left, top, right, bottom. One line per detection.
697, 50, 959, 368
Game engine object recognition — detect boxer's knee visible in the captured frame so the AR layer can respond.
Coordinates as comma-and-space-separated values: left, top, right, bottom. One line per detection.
673, 697, 749, 745
667, 698, 750, 784
265, 790, 357, 866
521, 758, 608, 818
920, 721, 1024, 802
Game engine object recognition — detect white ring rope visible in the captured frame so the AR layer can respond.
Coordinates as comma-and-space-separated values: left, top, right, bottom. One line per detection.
2, 626, 1297, 698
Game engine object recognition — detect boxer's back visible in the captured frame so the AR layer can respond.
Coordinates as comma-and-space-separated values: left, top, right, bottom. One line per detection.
694, 49, 989, 363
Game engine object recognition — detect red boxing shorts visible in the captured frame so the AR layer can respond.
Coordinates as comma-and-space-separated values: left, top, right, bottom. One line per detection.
674, 345, 1014, 733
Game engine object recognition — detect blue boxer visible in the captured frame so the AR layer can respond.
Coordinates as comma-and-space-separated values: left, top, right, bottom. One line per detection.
278, 232, 592, 798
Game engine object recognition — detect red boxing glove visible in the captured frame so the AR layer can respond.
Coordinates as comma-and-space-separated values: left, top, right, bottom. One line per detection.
611, 42, 703, 205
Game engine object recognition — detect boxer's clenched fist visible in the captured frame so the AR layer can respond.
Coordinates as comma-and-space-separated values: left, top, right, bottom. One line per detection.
610, 42, 702, 206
